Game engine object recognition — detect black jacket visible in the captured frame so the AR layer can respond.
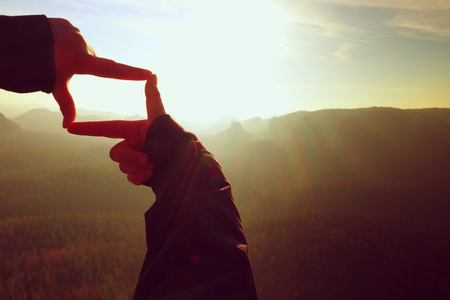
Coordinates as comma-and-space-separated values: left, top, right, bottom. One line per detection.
135, 115, 258, 299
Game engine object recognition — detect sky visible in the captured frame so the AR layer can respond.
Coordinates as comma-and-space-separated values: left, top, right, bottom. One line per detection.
1, 0, 450, 122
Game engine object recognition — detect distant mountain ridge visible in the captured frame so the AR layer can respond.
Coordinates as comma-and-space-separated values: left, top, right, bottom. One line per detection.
2, 107, 450, 300
1, 107, 450, 219
0, 112, 21, 135
13, 108, 133, 135
0, 111, 59, 148
198, 107, 450, 188
5, 107, 450, 152
9, 107, 271, 136
0, 111, 115, 149
13, 108, 65, 135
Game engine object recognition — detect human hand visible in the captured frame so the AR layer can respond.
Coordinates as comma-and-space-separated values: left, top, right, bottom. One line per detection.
48, 18, 152, 128
67, 75, 165, 185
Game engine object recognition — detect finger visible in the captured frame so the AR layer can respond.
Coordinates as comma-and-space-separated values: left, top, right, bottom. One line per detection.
119, 163, 153, 175
52, 79, 76, 128
145, 75, 166, 122
78, 56, 152, 80
127, 170, 154, 185
110, 140, 150, 165
149, 73, 157, 86
67, 120, 145, 139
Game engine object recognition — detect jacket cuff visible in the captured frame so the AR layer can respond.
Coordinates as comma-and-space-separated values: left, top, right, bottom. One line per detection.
144, 115, 185, 168
0, 15, 55, 93
142, 115, 197, 187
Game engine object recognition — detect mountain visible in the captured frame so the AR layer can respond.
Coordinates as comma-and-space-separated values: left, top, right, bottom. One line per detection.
76, 108, 124, 120
1, 112, 113, 150
13, 108, 65, 135
2, 107, 450, 300
12, 107, 270, 137
255, 107, 450, 183
6, 106, 450, 184
265, 107, 450, 140
13, 108, 130, 135
2, 106, 450, 220
0, 112, 22, 137
179, 115, 241, 137
183, 116, 270, 137
201, 121, 256, 160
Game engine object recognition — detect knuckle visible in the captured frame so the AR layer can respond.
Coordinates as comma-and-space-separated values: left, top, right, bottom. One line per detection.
119, 164, 130, 174
109, 147, 119, 162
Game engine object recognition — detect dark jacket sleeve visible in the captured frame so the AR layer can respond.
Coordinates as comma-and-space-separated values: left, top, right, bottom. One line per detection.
134, 115, 258, 300
0, 15, 55, 93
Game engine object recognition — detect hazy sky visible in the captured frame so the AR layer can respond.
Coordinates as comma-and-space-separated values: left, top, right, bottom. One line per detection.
1, 0, 450, 122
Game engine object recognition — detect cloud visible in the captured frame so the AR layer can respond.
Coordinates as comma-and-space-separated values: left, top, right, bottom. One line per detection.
280, 0, 450, 44
333, 42, 352, 61
386, 11, 450, 40
314, 0, 450, 40
317, 0, 450, 11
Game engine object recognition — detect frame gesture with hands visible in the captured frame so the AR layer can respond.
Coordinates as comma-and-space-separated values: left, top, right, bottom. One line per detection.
68, 74, 164, 185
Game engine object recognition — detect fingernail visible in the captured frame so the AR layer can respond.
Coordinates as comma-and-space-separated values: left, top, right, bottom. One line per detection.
151, 74, 158, 86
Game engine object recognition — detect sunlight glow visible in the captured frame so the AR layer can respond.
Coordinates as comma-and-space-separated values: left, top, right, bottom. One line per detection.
146, 0, 292, 121
60, 0, 293, 121
3, 0, 449, 122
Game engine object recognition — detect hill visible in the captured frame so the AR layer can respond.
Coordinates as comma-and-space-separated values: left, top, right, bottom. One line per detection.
0, 112, 22, 136
213, 107, 450, 183
13, 108, 127, 135
12, 108, 270, 137
1, 111, 115, 151
0, 114, 150, 218
13, 108, 66, 135
199, 107, 450, 218
1, 107, 450, 299
2, 107, 450, 220
0, 112, 65, 148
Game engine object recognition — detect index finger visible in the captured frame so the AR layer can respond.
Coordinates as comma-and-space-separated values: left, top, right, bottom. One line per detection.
77, 56, 152, 80
67, 120, 144, 139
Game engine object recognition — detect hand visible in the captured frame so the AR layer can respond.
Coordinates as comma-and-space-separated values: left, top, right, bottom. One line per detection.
67, 75, 166, 185
48, 18, 152, 128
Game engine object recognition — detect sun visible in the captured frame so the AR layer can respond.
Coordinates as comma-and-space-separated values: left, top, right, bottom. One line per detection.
67, 0, 292, 121
153, 0, 291, 121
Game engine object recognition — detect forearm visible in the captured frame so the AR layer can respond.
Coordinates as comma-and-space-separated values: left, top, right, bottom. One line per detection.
135, 115, 258, 299
0, 15, 55, 93
143, 114, 229, 197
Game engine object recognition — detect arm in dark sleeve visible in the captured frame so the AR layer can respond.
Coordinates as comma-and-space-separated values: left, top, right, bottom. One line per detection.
134, 115, 258, 300
0, 15, 55, 93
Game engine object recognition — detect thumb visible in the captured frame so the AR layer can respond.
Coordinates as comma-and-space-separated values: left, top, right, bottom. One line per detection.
145, 74, 166, 124
52, 79, 76, 128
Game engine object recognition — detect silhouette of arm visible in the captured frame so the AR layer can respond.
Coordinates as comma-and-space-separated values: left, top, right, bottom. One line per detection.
135, 115, 257, 300
0, 15, 151, 127
0, 15, 54, 93
68, 78, 258, 299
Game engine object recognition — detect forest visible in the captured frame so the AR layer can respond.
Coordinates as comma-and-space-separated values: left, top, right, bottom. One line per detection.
1, 107, 450, 299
